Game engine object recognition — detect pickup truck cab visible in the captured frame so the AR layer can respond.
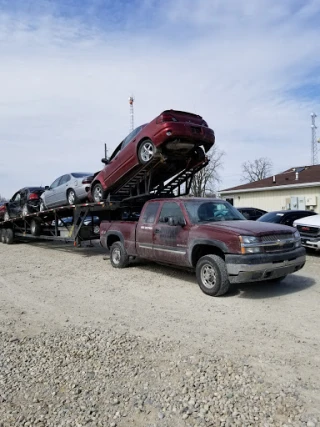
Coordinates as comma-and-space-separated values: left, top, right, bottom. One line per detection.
100, 198, 306, 296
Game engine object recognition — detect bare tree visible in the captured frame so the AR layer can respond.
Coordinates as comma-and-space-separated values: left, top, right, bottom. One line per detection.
241, 157, 272, 183
191, 147, 225, 197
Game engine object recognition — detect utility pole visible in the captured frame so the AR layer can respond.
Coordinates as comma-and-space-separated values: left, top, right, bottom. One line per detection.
129, 96, 134, 132
311, 112, 317, 165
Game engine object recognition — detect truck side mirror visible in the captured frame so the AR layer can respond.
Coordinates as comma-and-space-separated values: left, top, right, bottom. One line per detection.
45, 186, 50, 190
101, 158, 109, 165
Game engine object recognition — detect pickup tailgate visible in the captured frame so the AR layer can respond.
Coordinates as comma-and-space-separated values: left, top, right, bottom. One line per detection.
100, 220, 138, 255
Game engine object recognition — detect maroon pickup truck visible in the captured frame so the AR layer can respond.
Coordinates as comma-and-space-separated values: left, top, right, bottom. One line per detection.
100, 198, 306, 296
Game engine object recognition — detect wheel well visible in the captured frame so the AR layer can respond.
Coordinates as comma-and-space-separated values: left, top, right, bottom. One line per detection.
107, 234, 121, 249
91, 180, 101, 189
192, 244, 225, 267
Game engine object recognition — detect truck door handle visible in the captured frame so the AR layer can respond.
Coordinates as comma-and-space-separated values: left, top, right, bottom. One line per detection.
154, 228, 160, 234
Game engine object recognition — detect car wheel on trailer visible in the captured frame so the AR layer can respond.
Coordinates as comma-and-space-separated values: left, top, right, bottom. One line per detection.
110, 241, 129, 268
5, 229, 14, 244
67, 189, 78, 205
92, 183, 105, 203
138, 139, 155, 164
193, 146, 205, 161
22, 204, 29, 217
30, 219, 41, 237
4, 212, 10, 221
196, 254, 230, 296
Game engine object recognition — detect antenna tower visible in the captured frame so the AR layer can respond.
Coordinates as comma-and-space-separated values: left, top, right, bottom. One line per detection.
311, 112, 317, 165
129, 96, 134, 131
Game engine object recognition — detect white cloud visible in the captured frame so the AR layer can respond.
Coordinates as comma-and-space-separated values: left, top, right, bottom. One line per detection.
0, 0, 319, 197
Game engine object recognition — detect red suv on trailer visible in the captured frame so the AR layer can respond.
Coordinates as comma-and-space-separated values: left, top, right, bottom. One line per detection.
89, 110, 215, 202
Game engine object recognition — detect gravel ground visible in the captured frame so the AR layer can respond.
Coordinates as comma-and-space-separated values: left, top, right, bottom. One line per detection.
0, 242, 319, 426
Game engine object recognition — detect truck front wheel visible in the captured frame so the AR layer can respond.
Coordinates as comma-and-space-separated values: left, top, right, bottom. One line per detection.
110, 242, 129, 268
196, 254, 230, 296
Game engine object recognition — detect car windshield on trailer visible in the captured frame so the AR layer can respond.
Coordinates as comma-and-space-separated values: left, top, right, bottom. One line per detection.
184, 200, 245, 223
257, 212, 283, 223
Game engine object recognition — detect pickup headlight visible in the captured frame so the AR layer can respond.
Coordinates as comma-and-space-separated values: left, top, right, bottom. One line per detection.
239, 235, 263, 254
294, 230, 300, 239
294, 230, 301, 247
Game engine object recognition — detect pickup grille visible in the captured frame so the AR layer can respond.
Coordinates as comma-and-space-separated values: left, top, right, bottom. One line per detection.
261, 234, 295, 253
261, 234, 292, 242
296, 224, 320, 236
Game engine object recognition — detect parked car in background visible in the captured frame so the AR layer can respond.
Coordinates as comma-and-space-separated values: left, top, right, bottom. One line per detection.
3, 187, 44, 220
89, 109, 215, 202
257, 210, 317, 227
237, 207, 267, 221
41, 172, 94, 210
294, 214, 320, 250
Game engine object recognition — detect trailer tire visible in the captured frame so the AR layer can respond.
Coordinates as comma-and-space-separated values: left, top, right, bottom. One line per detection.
30, 219, 41, 237
0, 229, 3, 243
5, 229, 14, 244
138, 139, 155, 164
196, 254, 230, 297
110, 242, 129, 268
1, 229, 6, 243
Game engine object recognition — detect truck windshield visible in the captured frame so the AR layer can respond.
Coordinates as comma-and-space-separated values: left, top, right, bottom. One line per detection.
184, 200, 245, 223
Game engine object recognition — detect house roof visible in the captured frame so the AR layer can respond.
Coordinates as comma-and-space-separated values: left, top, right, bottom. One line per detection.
220, 165, 320, 194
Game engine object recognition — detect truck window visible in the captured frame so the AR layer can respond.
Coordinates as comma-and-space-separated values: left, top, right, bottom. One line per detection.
159, 202, 184, 223
142, 202, 160, 224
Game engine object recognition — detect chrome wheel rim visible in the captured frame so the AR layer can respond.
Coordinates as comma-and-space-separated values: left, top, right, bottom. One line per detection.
141, 142, 154, 162
68, 191, 75, 205
93, 186, 102, 202
112, 247, 121, 265
201, 264, 217, 289
40, 203, 45, 212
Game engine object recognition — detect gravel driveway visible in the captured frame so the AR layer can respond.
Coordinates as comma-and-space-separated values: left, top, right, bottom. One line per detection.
0, 242, 319, 426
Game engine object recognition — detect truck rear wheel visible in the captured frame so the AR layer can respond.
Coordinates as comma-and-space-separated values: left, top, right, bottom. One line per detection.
110, 241, 129, 268
1, 229, 6, 243
30, 219, 41, 237
196, 254, 230, 296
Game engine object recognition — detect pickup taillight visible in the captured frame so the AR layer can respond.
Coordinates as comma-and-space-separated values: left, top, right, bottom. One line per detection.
29, 193, 39, 200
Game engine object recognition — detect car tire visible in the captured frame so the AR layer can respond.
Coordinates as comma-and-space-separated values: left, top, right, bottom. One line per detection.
196, 254, 230, 296
5, 228, 14, 244
194, 146, 205, 161
67, 189, 78, 206
92, 183, 106, 203
138, 140, 155, 164
4, 212, 10, 221
30, 219, 41, 237
22, 204, 30, 217
110, 241, 129, 268
40, 200, 46, 212
0, 229, 3, 243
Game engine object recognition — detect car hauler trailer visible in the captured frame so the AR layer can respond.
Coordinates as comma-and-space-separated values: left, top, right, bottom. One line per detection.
0, 156, 209, 246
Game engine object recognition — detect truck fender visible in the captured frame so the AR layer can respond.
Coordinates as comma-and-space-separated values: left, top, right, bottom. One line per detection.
189, 239, 229, 267
104, 231, 124, 250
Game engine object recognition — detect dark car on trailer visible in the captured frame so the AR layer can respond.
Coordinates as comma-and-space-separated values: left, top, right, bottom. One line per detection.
257, 210, 317, 227
237, 207, 267, 221
89, 110, 215, 202
3, 187, 44, 220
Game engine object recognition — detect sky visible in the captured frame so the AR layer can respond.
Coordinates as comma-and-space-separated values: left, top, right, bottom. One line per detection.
0, 0, 320, 198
